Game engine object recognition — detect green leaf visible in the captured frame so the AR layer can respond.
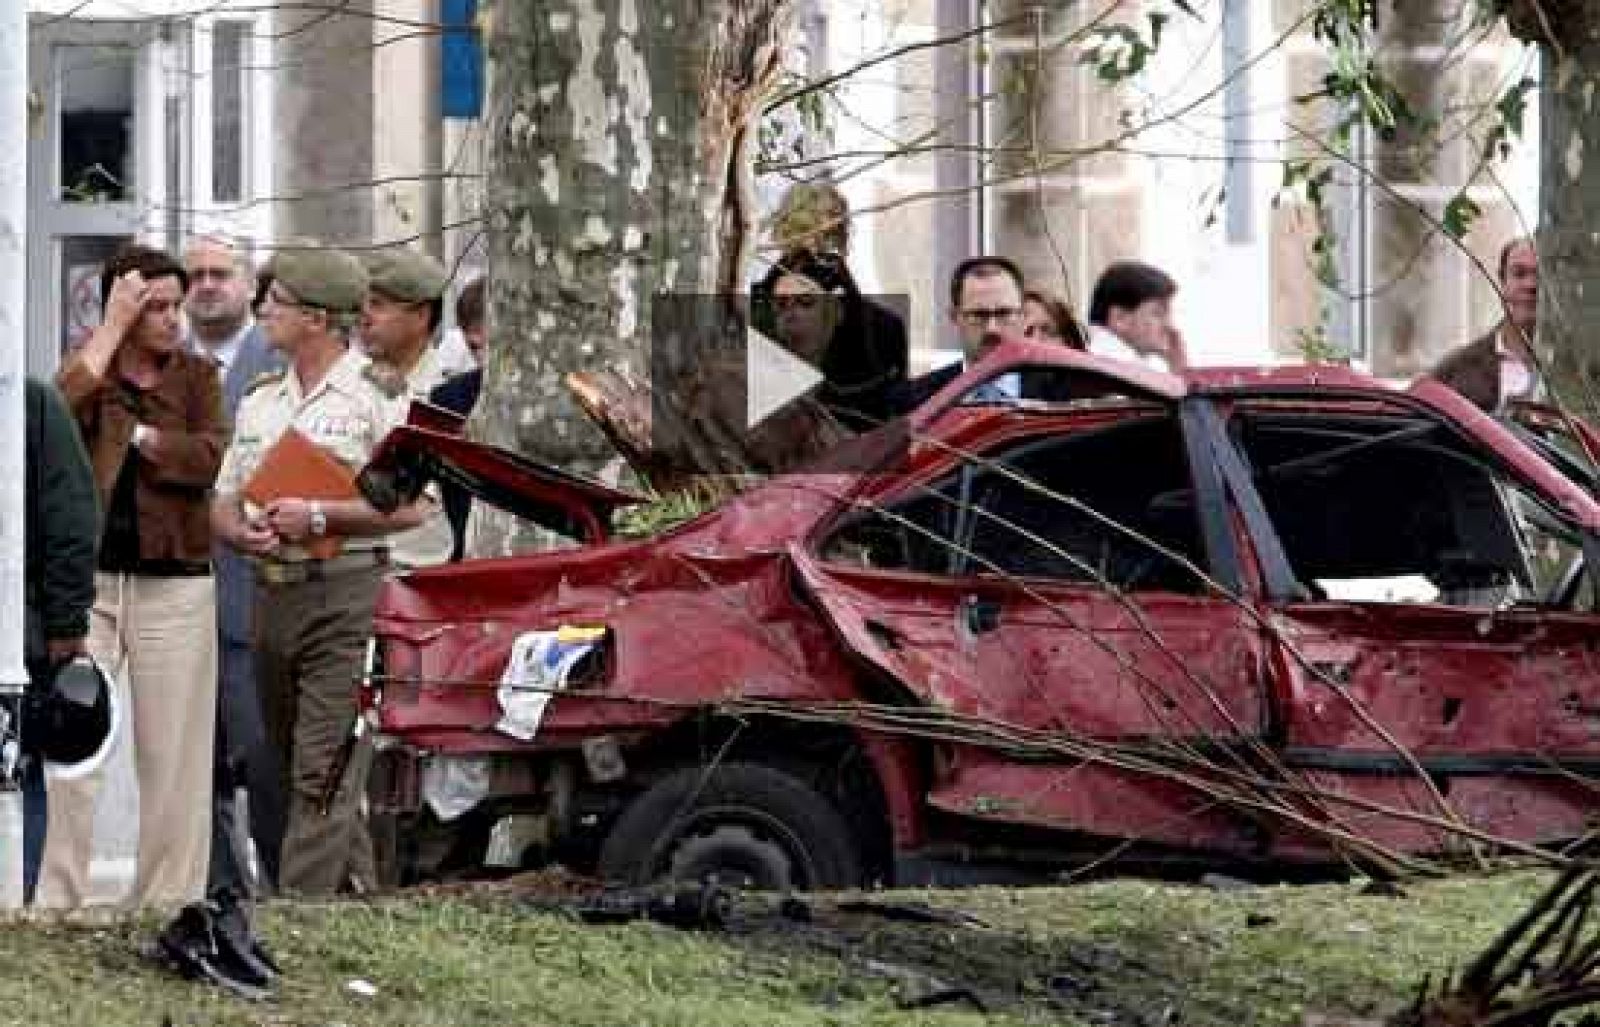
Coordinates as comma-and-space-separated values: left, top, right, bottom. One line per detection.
1441, 192, 1481, 240
1496, 77, 1535, 138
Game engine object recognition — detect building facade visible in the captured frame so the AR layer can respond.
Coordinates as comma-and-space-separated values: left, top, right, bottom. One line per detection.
25, 1, 1540, 379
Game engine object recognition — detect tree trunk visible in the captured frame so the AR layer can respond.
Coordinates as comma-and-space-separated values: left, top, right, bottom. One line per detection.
472, 0, 789, 555
1507, 1, 1600, 423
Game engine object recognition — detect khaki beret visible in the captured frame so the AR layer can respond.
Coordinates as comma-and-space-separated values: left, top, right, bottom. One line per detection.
268, 248, 369, 313
364, 248, 448, 304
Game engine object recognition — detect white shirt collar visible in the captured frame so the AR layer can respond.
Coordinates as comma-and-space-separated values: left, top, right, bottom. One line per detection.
189, 319, 255, 374
1087, 325, 1170, 372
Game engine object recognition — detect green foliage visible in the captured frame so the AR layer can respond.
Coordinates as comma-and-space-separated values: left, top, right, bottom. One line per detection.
1294, 322, 1354, 364
1310, 0, 1379, 46
1281, 3, 1535, 297
1441, 192, 1482, 240
757, 71, 832, 168
1079, 12, 1169, 83
1481, 76, 1537, 162
613, 485, 723, 538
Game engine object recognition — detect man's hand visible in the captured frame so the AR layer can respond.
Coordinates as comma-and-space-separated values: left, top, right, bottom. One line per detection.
132, 424, 160, 455
46, 637, 88, 663
265, 498, 315, 543
1164, 325, 1189, 371
230, 507, 282, 557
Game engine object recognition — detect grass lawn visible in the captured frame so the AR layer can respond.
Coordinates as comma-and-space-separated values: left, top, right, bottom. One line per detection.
0, 868, 1572, 1026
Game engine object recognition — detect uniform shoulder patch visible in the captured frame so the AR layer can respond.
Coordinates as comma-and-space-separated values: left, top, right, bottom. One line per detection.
244, 369, 286, 395
362, 362, 406, 399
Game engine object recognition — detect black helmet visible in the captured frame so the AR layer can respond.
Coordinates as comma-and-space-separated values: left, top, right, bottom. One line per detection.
24, 656, 117, 777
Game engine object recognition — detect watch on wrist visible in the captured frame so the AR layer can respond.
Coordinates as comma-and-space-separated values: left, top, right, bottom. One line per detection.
309, 502, 328, 537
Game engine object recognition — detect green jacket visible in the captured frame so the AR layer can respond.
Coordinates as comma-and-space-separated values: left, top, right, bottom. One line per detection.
26, 379, 99, 660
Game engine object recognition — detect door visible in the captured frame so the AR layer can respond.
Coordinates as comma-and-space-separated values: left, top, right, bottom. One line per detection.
27, 16, 177, 375
797, 398, 1273, 854
1224, 399, 1600, 858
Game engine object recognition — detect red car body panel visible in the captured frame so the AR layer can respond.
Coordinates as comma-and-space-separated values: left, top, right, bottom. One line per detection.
366, 339, 1600, 871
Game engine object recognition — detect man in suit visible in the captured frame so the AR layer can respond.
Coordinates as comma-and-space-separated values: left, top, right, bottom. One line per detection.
1429, 237, 1540, 414
185, 235, 286, 895
891, 256, 1027, 415
430, 276, 485, 561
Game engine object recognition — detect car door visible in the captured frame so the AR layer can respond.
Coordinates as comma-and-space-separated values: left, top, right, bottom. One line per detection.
795, 396, 1273, 854
1221, 397, 1600, 858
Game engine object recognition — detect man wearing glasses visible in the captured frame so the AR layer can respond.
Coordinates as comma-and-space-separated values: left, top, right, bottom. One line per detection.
211, 247, 433, 896
891, 255, 1027, 414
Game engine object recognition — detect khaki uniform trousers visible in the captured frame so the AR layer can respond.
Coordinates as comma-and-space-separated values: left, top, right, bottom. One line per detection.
255, 560, 384, 896
39, 572, 218, 909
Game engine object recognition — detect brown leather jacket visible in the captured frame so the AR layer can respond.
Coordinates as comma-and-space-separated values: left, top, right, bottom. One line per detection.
1429, 327, 1500, 413
57, 349, 225, 567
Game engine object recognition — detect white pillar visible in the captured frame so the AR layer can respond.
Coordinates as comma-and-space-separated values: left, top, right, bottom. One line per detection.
0, 5, 30, 909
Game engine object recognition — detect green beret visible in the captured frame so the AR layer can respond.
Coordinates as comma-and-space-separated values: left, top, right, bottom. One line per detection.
364, 248, 448, 304
268, 248, 369, 313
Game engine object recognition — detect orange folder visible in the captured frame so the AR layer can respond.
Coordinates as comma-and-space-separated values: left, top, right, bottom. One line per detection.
241, 427, 358, 559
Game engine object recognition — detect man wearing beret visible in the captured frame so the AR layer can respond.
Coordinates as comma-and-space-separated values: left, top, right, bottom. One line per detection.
359, 247, 454, 570
209, 245, 434, 896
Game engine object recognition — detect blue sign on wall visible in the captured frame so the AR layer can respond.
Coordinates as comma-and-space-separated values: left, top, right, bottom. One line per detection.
441, 0, 483, 119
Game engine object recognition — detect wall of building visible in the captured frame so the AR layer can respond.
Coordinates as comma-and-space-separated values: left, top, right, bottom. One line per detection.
778, 0, 1541, 375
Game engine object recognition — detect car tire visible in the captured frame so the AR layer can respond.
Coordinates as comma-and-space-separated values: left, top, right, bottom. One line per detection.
596, 762, 863, 890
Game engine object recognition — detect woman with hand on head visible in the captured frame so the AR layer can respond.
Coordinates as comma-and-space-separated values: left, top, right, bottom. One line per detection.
44, 243, 225, 909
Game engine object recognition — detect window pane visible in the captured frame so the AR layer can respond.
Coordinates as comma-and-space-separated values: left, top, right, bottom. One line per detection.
1235, 411, 1527, 606
57, 45, 136, 203
212, 21, 248, 203
823, 416, 1208, 592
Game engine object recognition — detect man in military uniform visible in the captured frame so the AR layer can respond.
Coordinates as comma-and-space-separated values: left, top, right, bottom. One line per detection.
210, 246, 435, 896
359, 247, 454, 570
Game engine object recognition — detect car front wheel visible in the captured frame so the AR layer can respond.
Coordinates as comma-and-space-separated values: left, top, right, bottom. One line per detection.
596, 762, 863, 890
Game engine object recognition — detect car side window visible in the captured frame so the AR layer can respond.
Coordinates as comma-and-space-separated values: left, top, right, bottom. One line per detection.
1232, 409, 1588, 607
821, 414, 1209, 592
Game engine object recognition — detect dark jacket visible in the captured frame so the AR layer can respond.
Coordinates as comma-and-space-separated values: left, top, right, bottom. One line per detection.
1430, 328, 1502, 413
208, 325, 283, 643
57, 348, 225, 567
25, 380, 99, 662
815, 299, 908, 429
751, 267, 909, 430
888, 361, 963, 417
430, 368, 482, 562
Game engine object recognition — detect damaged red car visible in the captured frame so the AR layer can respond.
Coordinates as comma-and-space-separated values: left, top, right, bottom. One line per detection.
357, 339, 1600, 889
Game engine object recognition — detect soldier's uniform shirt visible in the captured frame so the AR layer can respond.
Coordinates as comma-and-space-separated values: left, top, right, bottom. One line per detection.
382, 344, 455, 569
216, 344, 412, 896
217, 346, 409, 562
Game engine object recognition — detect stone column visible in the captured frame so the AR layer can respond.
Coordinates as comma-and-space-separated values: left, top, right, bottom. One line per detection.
1271, 0, 1521, 370
988, 0, 1144, 317
374, 0, 445, 255
1368, 0, 1520, 378
272, 1, 376, 245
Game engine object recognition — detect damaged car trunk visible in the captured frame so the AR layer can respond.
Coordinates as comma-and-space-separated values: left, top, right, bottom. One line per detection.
357, 341, 1600, 889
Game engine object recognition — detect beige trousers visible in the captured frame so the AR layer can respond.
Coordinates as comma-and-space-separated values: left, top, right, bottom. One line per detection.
38, 572, 218, 909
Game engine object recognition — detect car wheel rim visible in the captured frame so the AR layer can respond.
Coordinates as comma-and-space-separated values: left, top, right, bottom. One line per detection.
664, 821, 806, 891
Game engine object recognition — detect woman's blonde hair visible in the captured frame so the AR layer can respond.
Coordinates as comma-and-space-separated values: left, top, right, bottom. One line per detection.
770, 181, 850, 255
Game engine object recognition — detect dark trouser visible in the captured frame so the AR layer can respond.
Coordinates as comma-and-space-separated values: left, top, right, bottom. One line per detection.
22, 656, 50, 905
207, 638, 287, 896
254, 563, 383, 897
22, 756, 43, 905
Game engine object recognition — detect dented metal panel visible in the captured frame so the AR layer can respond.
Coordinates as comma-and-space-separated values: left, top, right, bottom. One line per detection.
363, 360, 1600, 874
